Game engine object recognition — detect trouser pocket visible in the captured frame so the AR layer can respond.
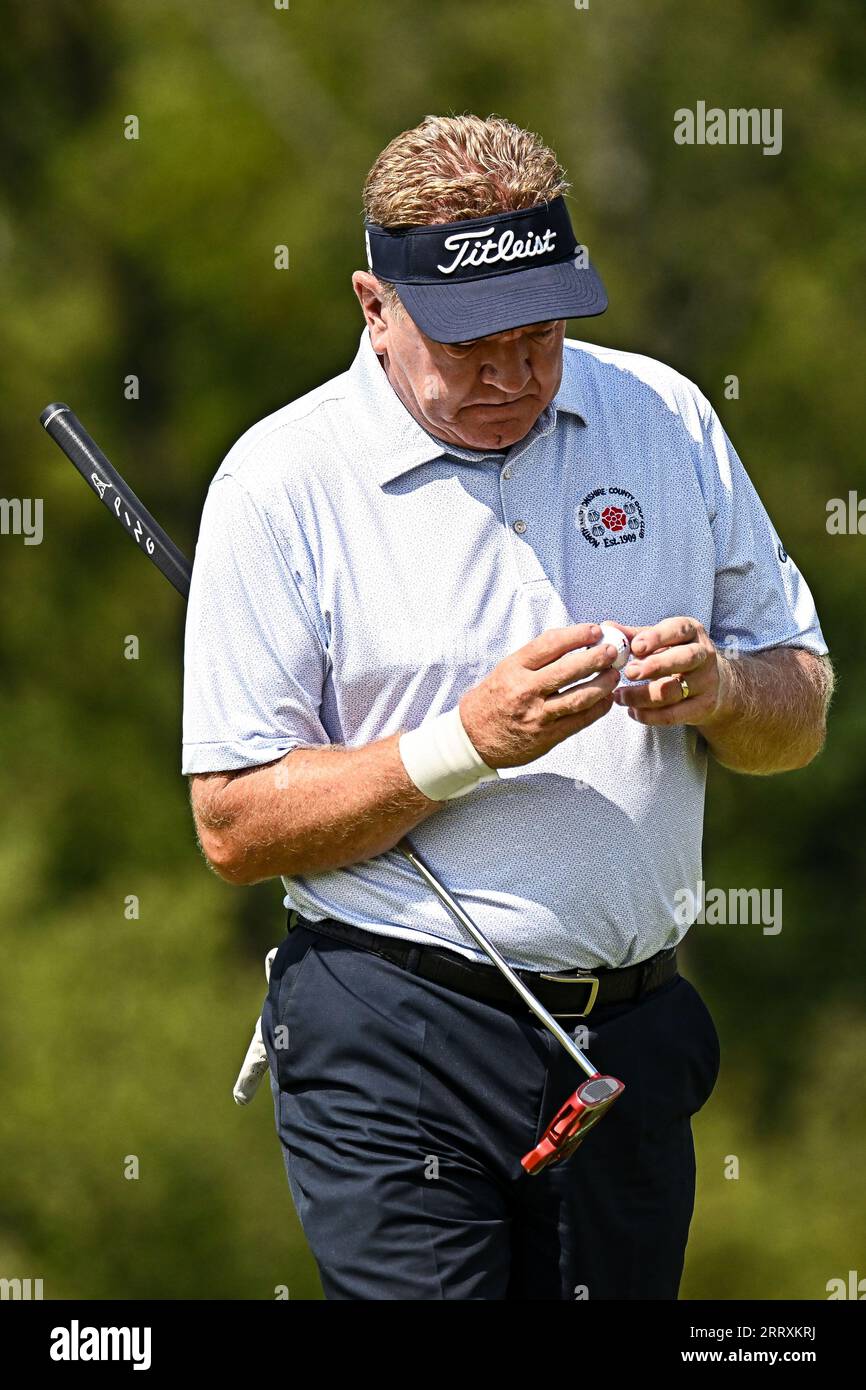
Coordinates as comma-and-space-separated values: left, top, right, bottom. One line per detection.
262, 926, 317, 1091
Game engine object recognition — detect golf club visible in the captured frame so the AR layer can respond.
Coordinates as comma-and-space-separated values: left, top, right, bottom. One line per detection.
39, 402, 626, 1173
398, 838, 625, 1171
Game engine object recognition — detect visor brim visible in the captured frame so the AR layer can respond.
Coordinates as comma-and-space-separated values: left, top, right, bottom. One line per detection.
394, 257, 608, 344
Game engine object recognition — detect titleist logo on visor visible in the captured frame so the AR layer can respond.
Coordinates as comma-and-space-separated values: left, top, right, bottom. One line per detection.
436, 222, 558, 275
364, 195, 579, 284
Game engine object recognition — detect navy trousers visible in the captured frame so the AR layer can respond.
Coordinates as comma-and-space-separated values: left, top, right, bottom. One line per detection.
262, 922, 721, 1301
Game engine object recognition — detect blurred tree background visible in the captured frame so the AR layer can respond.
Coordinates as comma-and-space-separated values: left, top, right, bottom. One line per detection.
1, 0, 864, 1299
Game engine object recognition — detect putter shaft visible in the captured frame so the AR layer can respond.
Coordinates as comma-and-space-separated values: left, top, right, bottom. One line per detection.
398, 839, 597, 1079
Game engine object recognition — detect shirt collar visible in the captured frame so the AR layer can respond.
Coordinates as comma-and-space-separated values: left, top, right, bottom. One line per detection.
346, 328, 587, 486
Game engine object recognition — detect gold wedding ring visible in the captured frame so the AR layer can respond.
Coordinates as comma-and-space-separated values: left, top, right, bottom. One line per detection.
678, 677, 691, 701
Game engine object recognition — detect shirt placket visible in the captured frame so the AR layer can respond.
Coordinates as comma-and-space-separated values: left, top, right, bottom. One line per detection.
498, 414, 557, 587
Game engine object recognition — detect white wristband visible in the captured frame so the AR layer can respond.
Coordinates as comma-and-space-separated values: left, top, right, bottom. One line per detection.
399, 706, 500, 802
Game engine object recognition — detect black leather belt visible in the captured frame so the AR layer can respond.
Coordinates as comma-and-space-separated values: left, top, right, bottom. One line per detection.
290, 911, 678, 1018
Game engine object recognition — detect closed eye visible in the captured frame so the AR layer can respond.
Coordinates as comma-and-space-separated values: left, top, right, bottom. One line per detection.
443, 323, 560, 357
448, 325, 558, 352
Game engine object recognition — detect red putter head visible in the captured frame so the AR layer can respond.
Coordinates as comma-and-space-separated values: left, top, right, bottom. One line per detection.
521, 1074, 625, 1175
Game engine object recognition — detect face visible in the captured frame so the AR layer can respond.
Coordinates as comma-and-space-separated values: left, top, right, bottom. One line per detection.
353, 271, 566, 450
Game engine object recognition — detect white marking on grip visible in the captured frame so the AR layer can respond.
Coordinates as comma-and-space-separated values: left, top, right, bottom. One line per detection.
41, 406, 70, 429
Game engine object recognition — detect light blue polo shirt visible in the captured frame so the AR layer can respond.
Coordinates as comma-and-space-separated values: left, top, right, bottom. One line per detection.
182, 327, 828, 970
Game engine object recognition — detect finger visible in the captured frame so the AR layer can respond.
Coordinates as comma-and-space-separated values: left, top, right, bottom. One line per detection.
539, 639, 621, 696
542, 666, 621, 719
624, 641, 708, 682
614, 674, 702, 709
630, 616, 701, 658
559, 691, 618, 734
625, 698, 714, 726
521, 623, 602, 671
541, 690, 618, 738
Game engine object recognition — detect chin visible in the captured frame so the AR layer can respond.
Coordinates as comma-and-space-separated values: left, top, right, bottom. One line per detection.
465, 417, 530, 448
464, 399, 543, 443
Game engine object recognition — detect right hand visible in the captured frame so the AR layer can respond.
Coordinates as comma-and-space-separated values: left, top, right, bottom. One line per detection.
459, 623, 621, 769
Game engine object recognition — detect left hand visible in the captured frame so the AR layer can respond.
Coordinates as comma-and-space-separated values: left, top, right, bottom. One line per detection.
608, 616, 730, 726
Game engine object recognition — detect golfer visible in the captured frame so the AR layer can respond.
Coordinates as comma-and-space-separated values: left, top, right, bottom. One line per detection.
182, 114, 832, 1300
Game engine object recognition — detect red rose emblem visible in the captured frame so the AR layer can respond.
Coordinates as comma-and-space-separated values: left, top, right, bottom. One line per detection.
601, 505, 627, 533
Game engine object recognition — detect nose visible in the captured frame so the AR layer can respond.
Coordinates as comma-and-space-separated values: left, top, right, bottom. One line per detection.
479, 345, 533, 396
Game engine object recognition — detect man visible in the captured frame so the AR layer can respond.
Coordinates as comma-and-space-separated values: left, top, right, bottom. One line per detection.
182, 114, 832, 1300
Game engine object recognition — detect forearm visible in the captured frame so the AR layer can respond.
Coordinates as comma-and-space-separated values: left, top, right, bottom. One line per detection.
191, 733, 441, 884
697, 648, 834, 775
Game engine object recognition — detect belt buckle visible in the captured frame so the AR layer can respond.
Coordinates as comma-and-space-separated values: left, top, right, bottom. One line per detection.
538, 972, 599, 1017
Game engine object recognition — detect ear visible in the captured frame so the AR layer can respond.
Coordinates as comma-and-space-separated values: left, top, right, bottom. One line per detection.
352, 271, 391, 351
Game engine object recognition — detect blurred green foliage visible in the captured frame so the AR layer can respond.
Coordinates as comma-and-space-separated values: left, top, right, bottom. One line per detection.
1, 0, 864, 1299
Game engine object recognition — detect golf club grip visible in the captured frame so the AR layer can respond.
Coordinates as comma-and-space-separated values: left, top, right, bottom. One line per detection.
39, 403, 192, 598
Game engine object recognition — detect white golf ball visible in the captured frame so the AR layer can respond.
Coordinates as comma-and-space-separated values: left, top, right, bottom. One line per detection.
597, 622, 631, 671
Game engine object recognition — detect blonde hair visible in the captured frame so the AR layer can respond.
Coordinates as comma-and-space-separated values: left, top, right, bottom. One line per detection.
362, 113, 571, 315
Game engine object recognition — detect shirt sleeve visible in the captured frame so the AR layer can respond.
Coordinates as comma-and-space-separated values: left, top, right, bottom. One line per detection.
181, 472, 330, 774
695, 401, 829, 657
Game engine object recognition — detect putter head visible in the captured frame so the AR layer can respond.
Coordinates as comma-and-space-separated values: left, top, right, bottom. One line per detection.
521, 1074, 624, 1175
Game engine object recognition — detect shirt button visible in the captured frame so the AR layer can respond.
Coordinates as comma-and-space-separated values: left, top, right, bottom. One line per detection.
502, 466, 512, 480
513, 519, 527, 534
